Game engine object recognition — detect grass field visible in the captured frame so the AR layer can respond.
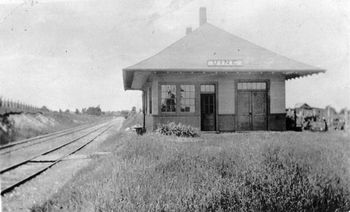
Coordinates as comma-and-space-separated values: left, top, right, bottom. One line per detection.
32, 130, 350, 212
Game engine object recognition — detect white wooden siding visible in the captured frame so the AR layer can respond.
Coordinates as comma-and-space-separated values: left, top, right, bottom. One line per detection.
152, 79, 158, 115
218, 80, 235, 114
270, 78, 285, 113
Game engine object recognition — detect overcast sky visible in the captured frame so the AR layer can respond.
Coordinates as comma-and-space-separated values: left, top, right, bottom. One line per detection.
0, 0, 349, 111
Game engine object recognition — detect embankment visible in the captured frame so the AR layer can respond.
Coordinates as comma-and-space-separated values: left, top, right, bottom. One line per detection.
0, 112, 106, 145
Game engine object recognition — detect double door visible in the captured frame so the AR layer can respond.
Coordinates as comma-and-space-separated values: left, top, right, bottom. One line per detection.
237, 91, 267, 131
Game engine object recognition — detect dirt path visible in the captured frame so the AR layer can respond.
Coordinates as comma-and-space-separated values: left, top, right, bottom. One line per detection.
1, 117, 124, 212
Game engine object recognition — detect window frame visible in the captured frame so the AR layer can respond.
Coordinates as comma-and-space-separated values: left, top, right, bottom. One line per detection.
180, 85, 196, 113
200, 84, 216, 94
237, 82, 267, 91
160, 84, 177, 113
159, 82, 197, 115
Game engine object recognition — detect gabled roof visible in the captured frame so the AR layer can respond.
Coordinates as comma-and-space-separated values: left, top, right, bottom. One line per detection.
295, 103, 312, 109
123, 23, 325, 90
295, 103, 324, 110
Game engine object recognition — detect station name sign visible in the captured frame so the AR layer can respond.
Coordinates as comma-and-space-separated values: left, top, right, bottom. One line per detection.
207, 59, 243, 67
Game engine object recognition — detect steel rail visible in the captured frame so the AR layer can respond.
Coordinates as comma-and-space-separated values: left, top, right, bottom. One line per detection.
0, 125, 94, 155
0, 118, 112, 151
0, 124, 89, 150
0, 119, 111, 155
0, 123, 113, 196
0, 122, 108, 174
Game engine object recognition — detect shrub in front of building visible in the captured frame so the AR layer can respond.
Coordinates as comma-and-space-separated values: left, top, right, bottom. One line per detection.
156, 122, 200, 137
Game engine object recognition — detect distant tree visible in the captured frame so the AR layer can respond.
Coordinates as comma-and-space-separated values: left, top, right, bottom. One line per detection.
75, 108, 80, 114
132, 106, 136, 112
59, 109, 63, 113
86, 106, 102, 116
65, 109, 70, 113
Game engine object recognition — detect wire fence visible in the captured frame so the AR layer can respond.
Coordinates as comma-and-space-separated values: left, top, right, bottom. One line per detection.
0, 97, 42, 114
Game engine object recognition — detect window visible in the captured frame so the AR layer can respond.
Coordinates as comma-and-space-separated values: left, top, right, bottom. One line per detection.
161, 85, 176, 112
201, 84, 215, 93
180, 85, 195, 112
237, 82, 266, 90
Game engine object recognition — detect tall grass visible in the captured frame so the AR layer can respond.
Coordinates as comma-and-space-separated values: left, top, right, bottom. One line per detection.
33, 132, 350, 212
7, 112, 105, 142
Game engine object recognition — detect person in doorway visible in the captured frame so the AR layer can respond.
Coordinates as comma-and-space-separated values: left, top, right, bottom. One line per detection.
166, 90, 176, 112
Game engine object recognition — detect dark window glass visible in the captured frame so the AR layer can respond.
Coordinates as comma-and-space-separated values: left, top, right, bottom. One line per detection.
180, 85, 195, 112
161, 85, 176, 112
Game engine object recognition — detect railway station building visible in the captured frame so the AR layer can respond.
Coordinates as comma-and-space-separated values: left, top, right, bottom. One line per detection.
123, 8, 325, 132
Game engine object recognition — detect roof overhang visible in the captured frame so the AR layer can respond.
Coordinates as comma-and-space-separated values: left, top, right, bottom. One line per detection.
123, 69, 151, 90
123, 68, 325, 90
283, 70, 326, 80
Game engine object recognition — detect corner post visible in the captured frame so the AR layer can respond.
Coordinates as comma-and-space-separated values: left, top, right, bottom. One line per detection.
142, 90, 146, 133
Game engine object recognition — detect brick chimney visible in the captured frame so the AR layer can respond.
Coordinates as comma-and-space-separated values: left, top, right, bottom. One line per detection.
199, 7, 207, 26
186, 27, 192, 35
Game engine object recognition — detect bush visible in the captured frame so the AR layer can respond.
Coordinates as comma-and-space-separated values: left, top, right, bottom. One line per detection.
156, 122, 200, 137
0, 115, 15, 144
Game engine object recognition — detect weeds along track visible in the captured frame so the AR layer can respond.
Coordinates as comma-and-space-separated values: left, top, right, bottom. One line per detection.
0, 123, 107, 172
0, 121, 113, 196
0, 125, 90, 152
0, 119, 109, 153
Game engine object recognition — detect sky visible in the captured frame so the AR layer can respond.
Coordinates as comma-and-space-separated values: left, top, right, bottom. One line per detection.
0, 0, 349, 112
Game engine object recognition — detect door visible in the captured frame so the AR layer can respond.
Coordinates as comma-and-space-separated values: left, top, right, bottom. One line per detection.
237, 82, 267, 131
237, 91, 251, 130
252, 91, 267, 130
201, 94, 216, 131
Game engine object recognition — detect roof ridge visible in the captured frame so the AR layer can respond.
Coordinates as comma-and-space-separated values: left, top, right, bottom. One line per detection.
124, 22, 325, 72
124, 24, 205, 70
205, 23, 323, 70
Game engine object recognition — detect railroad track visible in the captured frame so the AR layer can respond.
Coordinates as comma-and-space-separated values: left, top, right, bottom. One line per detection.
0, 121, 113, 196
0, 119, 110, 153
